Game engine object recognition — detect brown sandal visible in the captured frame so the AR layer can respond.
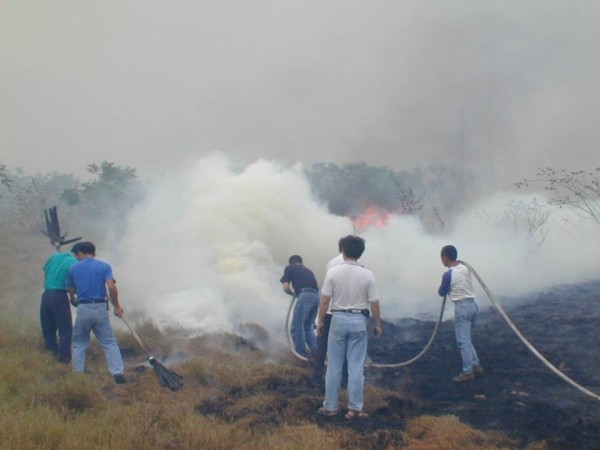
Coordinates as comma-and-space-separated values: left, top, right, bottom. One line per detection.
345, 409, 369, 420
317, 407, 337, 417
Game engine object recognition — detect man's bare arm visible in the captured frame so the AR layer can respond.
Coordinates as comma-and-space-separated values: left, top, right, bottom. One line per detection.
68, 287, 77, 307
106, 279, 124, 317
316, 295, 331, 337
282, 281, 295, 296
370, 301, 382, 338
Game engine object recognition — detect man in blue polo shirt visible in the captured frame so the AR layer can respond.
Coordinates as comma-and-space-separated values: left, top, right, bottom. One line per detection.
40, 248, 79, 363
280, 255, 320, 358
67, 241, 127, 384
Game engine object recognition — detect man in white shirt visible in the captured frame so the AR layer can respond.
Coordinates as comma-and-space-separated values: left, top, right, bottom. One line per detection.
438, 244, 484, 382
316, 235, 382, 420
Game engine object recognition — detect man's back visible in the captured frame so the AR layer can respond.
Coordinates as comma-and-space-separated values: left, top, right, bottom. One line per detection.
323, 262, 379, 310
280, 263, 318, 292
69, 257, 113, 300
44, 252, 78, 290
439, 263, 475, 302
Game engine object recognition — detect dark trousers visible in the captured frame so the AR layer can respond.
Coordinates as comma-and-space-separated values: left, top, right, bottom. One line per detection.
312, 314, 348, 384
40, 290, 73, 363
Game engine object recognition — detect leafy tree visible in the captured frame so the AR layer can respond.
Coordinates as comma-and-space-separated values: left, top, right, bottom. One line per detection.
304, 162, 424, 217
304, 162, 483, 233
60, 161, 143, 241
62, 161, 141, 216
516, 167, 600, 226
62, 162, 136, 206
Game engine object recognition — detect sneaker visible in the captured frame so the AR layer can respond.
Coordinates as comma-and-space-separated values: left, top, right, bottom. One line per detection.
113, 374, 127, 384
473, 365, 485, 377
317, 407, 337, 417
453, 372, 475, 382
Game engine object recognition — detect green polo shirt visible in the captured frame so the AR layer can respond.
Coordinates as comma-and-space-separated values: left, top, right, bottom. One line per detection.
43, 252, 78, 290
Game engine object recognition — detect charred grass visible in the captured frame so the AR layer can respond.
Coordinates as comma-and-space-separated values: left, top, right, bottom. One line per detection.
0, 320, 535, 450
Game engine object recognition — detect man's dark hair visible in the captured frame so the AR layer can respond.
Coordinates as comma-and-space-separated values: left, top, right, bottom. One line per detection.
340, 235, 365, 259
70, 242, 81, 254
441, 244, 458, 261
77, 241, 96, 255
337, 237, 344, 253
289, 255, 303, 264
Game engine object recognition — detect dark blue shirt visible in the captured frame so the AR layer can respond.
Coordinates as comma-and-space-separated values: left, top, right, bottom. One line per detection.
280, 263, 318, 294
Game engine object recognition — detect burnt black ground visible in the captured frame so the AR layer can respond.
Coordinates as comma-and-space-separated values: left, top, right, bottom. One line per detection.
366, 281, 600, 450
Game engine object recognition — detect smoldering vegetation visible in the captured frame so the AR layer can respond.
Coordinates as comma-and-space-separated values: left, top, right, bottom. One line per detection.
4, 281, 598, 448
1, 158, 599, 448
0, 314, 534, 449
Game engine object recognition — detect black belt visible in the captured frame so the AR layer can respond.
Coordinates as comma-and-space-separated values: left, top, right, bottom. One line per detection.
299, 288, 318, 294
333, 308, 368, 314
78, 299, 107, 304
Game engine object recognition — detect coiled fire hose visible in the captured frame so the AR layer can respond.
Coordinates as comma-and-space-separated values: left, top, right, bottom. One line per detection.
285, 296, 310, 362
286, 261, 600, 400
285, 294, 447, 366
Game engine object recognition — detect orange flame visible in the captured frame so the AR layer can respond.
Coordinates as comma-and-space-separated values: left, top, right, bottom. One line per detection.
352, 205, 391, 229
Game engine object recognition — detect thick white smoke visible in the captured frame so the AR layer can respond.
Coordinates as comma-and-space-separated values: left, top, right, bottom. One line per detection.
118, 152, 352, 338
117, 153, 600, 339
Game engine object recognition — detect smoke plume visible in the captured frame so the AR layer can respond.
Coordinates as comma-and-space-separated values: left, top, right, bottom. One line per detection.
117, 153, 600, 338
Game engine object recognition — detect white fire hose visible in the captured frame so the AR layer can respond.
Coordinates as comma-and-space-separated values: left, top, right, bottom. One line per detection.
285, 261, 600, 400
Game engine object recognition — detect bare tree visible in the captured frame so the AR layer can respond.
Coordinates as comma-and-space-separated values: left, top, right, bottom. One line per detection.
516, 167, 600, 226
0, 164, 12, 196
480, 198, 552, 260
0, 166, 79, 232
0, 173, 47, 231
395, 182, 424, 216
431, 205, 446, 233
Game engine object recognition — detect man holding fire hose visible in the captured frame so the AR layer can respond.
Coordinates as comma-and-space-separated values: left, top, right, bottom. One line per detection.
280, 255, 320, 358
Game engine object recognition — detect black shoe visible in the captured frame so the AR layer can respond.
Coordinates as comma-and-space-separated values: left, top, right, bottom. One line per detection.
113, 374, 127, 384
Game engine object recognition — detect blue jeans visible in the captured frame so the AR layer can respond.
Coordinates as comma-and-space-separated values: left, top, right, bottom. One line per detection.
323, 312, 367, 412
291, 291, 319, 357
72, 303, 124, 375
454, 298, 480, 373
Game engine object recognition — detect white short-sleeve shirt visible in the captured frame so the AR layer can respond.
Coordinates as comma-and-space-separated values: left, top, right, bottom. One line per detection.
321, 261, 380, 310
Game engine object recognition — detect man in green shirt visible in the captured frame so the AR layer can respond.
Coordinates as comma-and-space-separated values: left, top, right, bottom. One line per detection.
41, 248, 79, 363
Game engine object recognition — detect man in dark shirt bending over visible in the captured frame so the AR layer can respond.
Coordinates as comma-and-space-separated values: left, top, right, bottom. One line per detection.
280, 255, 320, 358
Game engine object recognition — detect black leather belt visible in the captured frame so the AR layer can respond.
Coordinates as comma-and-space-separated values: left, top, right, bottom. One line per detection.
78, 299, 107, 304
333, 308, 368, 314
299, 288, 318, 293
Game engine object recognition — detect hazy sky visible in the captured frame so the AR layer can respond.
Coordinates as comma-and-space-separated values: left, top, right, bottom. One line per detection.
1, 1, 598, 183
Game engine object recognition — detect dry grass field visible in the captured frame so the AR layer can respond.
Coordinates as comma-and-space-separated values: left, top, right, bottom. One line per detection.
0, 320, 541, 450
0, 225, 548, 449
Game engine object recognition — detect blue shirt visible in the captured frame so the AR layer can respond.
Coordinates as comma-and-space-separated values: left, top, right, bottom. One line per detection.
68, 257, 114, 300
